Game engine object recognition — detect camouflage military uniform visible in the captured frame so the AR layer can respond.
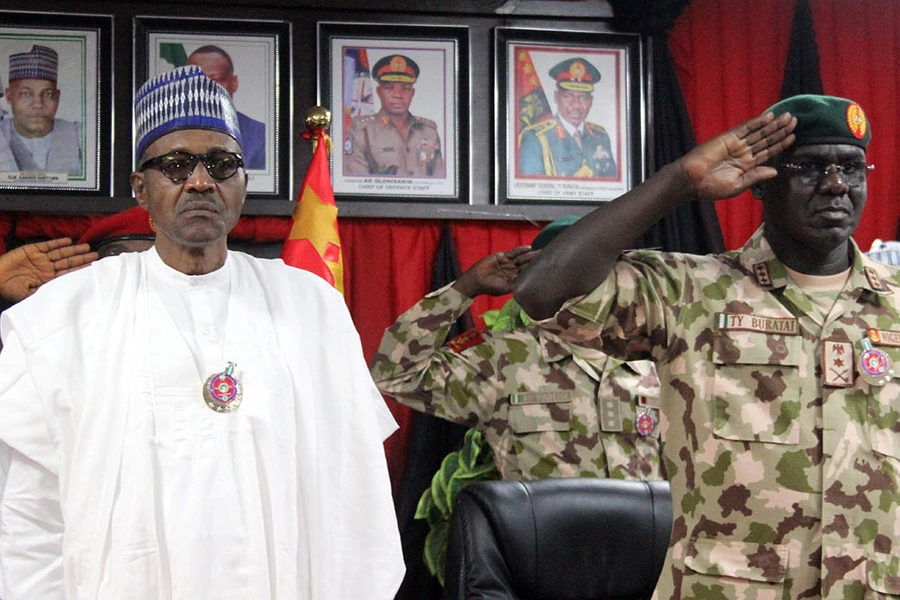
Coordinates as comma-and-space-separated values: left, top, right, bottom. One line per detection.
345, 109, 444, 177
518, 115, 616, 177
371, 284, 664, 481
535, 225, 900, 599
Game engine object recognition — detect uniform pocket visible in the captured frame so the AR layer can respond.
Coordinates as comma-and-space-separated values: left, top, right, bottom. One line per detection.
508, 401, 572, 434
683, 537, 789, 597
866, 347, 900, 462
867, 552, 900, 596
711, 333, 803, 445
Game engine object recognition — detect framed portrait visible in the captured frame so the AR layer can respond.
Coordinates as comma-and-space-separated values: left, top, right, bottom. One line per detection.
318, 22, 468, 203
0, 11, 111, 194
496, 27, 644, 204
134, 16, 291, 200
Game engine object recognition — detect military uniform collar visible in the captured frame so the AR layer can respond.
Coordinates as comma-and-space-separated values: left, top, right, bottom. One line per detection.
739, 224, 894, 296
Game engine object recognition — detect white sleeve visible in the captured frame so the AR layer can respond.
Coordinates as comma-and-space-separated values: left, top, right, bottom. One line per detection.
0, 329, 65, 600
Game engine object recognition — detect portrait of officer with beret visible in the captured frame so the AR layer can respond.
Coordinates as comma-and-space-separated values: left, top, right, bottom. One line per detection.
518, 56, 617, 179
344, 53, 445, 178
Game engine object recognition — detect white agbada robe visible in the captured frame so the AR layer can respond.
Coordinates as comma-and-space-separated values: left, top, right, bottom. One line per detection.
0, 248, 404, 599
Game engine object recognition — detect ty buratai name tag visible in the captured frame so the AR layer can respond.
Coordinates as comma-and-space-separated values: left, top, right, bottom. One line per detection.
715, 313, 799, 335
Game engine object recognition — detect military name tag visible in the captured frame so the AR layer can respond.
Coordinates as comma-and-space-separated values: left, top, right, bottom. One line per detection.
510, 391, 577, 405
715, 312, 799, 335
867, 327, 900, 348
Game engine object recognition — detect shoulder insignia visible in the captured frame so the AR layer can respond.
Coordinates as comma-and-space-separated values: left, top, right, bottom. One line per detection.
353, 114, 377, 126
412, 115, 438, 129
585, 122, 608, 135
523, 119, 558, 136
446, 328, 485, 353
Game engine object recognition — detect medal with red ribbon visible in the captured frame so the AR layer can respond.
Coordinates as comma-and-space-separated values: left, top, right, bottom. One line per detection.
858, 338, 894, 387
203, 361, 243, 413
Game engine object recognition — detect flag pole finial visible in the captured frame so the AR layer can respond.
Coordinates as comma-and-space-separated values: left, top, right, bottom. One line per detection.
304, 106, 333, 154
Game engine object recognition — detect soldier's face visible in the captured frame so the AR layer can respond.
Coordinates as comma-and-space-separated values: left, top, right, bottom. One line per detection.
758, 143, 867, 256
5, 78, 60, 138
376, 82, 415, 116
555, 89, 593, 127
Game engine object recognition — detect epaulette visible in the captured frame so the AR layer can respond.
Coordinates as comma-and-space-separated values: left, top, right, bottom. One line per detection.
522, 119, 559, 136
412, 115, 438, 129
352, 114, 378, 127
446, 328, 486, 353
585, 122, 609, 135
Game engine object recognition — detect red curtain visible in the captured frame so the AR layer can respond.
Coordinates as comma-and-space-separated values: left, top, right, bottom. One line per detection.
669, 0, 900, 253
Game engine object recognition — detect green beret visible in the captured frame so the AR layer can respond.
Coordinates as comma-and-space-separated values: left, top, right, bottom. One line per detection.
766, 94, 870, 150
372, 54, 419, 83
549, 58, 601, 93
532, 215, 580, 250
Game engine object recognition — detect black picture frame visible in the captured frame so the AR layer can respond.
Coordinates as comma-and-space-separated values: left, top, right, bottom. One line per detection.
0, 10, 112, 198
318, 22, 469, 204
495, 27, 644, 205
134, 15, 291, 206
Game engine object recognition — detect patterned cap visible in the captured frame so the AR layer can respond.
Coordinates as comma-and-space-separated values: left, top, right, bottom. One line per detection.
766, 94, 871, 150
372, 54, 419, 83
134, 65, 242, 159
549, 58, 601, 93
8, 45, 58, 83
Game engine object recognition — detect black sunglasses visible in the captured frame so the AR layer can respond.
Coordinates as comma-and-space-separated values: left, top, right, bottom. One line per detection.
140, 151, 244, 183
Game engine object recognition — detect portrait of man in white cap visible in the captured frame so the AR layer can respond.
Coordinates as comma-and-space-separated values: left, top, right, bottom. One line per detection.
0, 44, 83, 175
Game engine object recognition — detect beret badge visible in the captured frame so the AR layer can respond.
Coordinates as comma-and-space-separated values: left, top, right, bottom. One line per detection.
847, 103, 867, 140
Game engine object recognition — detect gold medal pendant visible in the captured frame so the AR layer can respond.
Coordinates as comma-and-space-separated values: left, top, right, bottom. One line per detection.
203, 361, 243, 413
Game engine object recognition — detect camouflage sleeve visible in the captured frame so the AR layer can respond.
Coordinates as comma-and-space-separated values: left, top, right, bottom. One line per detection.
532, 251, 690, 362
370, 284, 502, 426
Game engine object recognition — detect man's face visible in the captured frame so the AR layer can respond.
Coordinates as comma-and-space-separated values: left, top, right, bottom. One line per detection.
187, 52, 238, 98
554, 89, 593, 128
758, 143, 868, 257
5, 78, 60, 138
376, 82, 415, 117
130, 129, 247, 253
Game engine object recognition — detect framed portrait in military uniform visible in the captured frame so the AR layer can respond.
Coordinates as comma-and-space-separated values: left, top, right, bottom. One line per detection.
495, 27, 644, 204
134, 16, 291, 202
318, 22, 468, 203
0, 11, 111, 198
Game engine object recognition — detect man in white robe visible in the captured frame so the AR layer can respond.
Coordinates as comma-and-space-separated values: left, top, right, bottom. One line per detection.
0, 65, 404, 599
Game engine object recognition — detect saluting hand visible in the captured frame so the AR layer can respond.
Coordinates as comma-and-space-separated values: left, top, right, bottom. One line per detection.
453, 246, 538, 298
679, 111, 797, 201
0, 237, 99, 303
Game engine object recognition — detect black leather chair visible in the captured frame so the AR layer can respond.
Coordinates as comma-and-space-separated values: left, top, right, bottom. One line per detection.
443, 478, 672, 600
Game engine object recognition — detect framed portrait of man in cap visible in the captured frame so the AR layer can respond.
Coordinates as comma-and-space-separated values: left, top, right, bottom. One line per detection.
318, 23, 468, 203
134, 17, 291, 201
495, 27, 644, 204
0, 11, 111, 195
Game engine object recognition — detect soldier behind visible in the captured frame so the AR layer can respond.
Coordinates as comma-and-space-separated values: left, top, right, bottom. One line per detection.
514, 96, 900, 598
1, 45, 82, 175
371, 219, 664, 482
518, 57, 616, 178
345, 54, 445, 178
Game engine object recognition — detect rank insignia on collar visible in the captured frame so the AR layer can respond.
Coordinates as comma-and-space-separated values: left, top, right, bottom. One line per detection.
753, 262, 772, 286
864, 266, 889, 292
446, 329, 485, 353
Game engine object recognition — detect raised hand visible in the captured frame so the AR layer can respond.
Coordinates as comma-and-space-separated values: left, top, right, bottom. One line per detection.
0, 237, 99, 302
453, 246, 538, 298
679, 111, 797, 201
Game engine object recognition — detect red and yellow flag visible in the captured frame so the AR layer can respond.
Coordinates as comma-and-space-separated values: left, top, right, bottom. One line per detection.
515, 48, 552, 137
281, 128, 344, 294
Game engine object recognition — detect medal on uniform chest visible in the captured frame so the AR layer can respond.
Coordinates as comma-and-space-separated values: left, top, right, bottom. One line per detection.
858, 338, 894, 387
203, 361, 243, 412
636, 407, 657, 437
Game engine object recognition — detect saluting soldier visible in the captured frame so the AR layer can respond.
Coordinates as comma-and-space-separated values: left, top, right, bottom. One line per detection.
345, 54, 444, 178
518, 57, 616, 178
